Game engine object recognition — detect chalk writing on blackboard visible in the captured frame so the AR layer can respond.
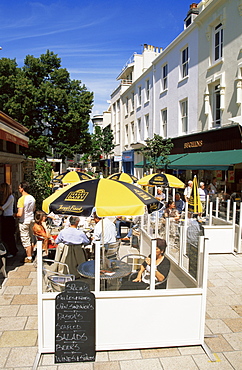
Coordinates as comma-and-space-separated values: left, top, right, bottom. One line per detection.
55, 280, 95, 363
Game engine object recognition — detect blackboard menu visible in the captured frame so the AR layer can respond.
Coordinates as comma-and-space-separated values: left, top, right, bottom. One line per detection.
55, 280, 95, 363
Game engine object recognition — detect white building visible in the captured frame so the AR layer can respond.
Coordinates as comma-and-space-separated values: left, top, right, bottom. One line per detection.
108, 0, 242, 191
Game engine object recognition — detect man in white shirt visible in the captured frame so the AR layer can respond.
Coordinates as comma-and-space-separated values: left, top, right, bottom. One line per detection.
92, 212, 116, 246
16, 181, 36, 263
184, 180, 193, 202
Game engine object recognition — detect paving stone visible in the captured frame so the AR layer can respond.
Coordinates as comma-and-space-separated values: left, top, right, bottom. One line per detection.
141, 347, 180, 358
231, 305, 242, 317
95, 351, 109, 362
0, 304, 19, 316
159, 355, 198, 370
120, 358, 162, 370
178, 346, 205, 355
17, 265, 36, 272
223, 350, 242, 370
21, 285, 38, 294
25, 316, 38, 330
0, 294, 13, 305
94, 361, 120, 370
0, 347, 11, 368
208, 286, 236, 296
192, 352, 234, 369
206, 306, 240, 319
0, 330, 38, 347
3, 286, 23, 295
37, 366, 57, 370
5, 278, 32, 287
17, 304, 38, 316
207, 294, 241, 306
5, 346, 37, 367
223, 332, 242, 350
0, 316, 27, 330
11, 294, 37, 305
205, 319, 232, 334
223, 317, 242, 332
204, 334, 233, 352
108, 349, 142, 361
40, 353, 55, 366
8, 270, 30, 279
57, 362, 93, 369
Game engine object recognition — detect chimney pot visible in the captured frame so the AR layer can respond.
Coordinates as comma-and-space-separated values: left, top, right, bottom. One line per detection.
190, 3, 197, 8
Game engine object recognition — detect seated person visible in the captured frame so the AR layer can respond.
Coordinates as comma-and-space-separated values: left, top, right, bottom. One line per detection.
92, 212, 117, 246
175, 193, 185, 213
115, 216, 133, 239
55, 216, 90, 245
163, 200, 180, 221
120, 238, 170, 290
155, 187, 165, 201
33, 210, 52, 253
47, 211, 63, 227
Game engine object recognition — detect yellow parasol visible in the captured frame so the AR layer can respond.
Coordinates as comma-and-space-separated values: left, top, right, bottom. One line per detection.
188, 176, 203, 214
43, 178, 162, 217
138, 173, 185, 188
107, 172, 138, 184
51, 171, 93, 184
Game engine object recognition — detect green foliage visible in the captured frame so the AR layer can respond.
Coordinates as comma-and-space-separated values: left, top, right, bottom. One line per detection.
26, 159, 52, 210
88, 125, 115, 162
141, 134, 174, 171
0, 50, 93, 160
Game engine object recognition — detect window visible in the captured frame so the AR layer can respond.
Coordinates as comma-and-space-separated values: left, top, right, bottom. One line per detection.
181, 47, 189, 78
181, 99, 188, 133
130, 121, 135, 142
137, 118, 141, 141
125, 124, 128, 144
146, 79, 150, 101
213, 84, 221, 126
214, 23, 223, 62
131, 92, 134, 111
145, 114, 149, 137
116, 123, 120, 144
137, 86, 141, 106
125, 97, 129, 115
161, 109, 167, 138
162, 64, 168, 90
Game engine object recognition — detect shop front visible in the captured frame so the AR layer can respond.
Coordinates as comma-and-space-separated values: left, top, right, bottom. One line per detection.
122, 150, 134, 174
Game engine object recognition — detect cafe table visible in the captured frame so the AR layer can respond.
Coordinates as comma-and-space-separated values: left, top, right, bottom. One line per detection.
77, 259, 132, 290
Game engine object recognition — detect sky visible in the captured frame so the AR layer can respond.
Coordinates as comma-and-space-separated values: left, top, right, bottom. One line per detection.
1, 0, 194, 117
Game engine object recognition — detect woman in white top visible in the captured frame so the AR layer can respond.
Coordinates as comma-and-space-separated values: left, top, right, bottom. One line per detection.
0, 183, 18, 257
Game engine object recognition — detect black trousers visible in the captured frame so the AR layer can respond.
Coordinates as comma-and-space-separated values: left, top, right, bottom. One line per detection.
2, 216, 18, 256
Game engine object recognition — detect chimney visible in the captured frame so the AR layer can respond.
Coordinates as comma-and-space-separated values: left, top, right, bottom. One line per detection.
184, 3, 199, 29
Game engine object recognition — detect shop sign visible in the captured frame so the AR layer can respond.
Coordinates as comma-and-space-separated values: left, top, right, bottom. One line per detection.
216, 170, 222, 180
114, 156, 122, 162
184, 140, 203, 149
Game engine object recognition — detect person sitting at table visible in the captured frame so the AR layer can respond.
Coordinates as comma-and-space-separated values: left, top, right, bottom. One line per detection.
175, 193, 185, 213
92, 212, 117, 247
33, 210, 52, 254
163, 200, 180, 221
115, 216, 133, 240
55, 216, 90, 245
120, 238, 170, 290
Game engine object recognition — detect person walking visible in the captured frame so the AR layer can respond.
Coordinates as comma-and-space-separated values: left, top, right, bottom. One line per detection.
15, 181, 36, 263
0, 183, 18, 258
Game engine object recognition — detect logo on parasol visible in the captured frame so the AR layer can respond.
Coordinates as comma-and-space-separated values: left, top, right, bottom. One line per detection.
65, 189, 89, 201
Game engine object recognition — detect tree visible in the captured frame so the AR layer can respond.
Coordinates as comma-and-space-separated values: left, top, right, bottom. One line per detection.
141, 134, 174, 172
25, 159, 52, 210
0, 51, 93, 160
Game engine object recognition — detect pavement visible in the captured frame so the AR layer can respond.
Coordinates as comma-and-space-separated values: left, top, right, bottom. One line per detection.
0, 244, 242, 370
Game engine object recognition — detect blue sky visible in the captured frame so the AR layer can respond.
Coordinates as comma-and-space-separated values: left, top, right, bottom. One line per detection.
1, 0, 194, 116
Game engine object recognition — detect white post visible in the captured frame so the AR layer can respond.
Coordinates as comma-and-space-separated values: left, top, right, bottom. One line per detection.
150, 238, 157, 291
215, 197, 219, 218
238, 203, 242, 253
205, 195, 209, 215
155, 211, 159, 238
227, 199, 231, 222
165, 188, 169, 202
183, 201, 188, 256
172, 188, 175, 201
94, 240, 101, 292
209, 202, 213, 225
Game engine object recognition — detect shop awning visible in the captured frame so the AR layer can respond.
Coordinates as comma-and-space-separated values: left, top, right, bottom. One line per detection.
168, 149, 242, 170
134, 154, 187, 168
134, 150, 242, 170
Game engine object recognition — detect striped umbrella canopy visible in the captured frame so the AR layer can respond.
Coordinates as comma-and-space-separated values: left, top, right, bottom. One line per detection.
51, 171, 94, 184
107, 172, 138, 184
188, 176, 203, 214
43, 178, 162, 217
138, 173, 185, 188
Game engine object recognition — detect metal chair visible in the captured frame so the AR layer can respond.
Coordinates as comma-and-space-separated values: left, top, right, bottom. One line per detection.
127, 270, 169, 289
120, 253, 146, 273
42, 258, 75, 292
105, 240, 121, 259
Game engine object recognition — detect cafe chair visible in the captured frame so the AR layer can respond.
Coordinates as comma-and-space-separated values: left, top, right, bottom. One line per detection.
54, 243, 87, 278
120, 253, 146, 273
105, 240, 121, 260
42, 258, 75, 292
127, 270, 169, 290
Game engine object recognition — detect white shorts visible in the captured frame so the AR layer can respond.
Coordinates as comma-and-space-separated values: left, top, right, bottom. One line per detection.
19, 221, 34, 249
